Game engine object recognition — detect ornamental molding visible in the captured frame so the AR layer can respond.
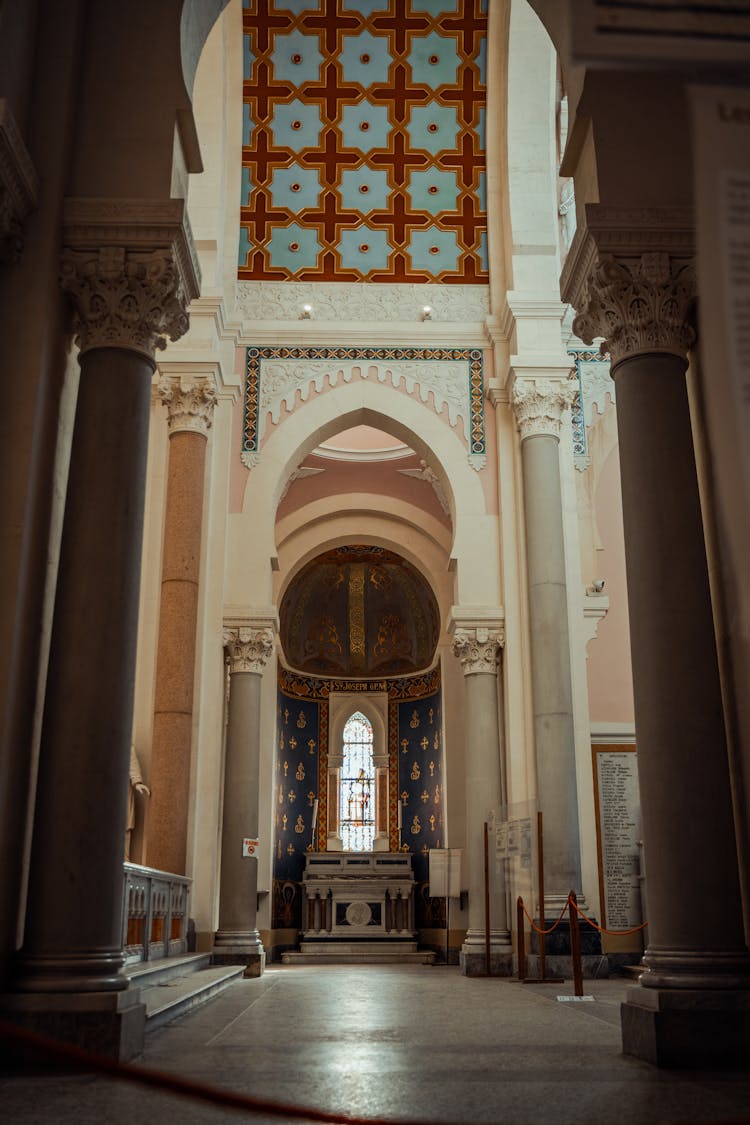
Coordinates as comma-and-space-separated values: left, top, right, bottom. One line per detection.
571, 252, 697, 366
158, 372, 218, 436
511, 376, 578, 440
60, 198, 201, 362
235, 281, 490, 324
451, 627, 504, 675
0, 99, 39, 264
223, 626, 275, 674
397, 459, 451, 515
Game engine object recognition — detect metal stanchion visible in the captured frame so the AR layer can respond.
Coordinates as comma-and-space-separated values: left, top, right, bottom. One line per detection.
483, 820, 491, 977
516, 896, 526, 980
569, 891, 583, 997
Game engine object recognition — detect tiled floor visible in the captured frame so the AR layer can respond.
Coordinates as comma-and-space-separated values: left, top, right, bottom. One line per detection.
2, 966, 750, 1124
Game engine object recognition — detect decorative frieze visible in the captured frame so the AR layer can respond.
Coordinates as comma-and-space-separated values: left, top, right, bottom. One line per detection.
235, 281, 490, 324
60, 198, 200, 362
158, 372, 218, 436
572, 252, 696, 366
451, 627, 504, 676
511, 377, 578, 441
0, 99, 39, 264
223, 627, 275, 674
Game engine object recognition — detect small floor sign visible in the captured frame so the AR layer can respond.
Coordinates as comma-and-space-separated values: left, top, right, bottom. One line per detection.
242, 837, 260, 856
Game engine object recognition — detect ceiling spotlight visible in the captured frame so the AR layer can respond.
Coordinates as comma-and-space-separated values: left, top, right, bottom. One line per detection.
300, 304, 313, 319
421, 305, 433, 321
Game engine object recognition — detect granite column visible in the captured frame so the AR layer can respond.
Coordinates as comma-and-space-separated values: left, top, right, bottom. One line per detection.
214, 624, 274, 976
146, 372, 217, 875
566, 224, 750, 1065
451, 618, 513, 976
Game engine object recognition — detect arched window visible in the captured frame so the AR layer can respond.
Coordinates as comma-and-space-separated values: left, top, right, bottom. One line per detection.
340, 711, 375, 851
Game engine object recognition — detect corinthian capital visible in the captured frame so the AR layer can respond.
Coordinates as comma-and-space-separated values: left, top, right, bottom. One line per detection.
572, 252, 696, 366
159, 373, 218, 436
223, 627, 275, 674
60, 198, 200, 363
511, 377, 577, 441
451, 627, 504, 675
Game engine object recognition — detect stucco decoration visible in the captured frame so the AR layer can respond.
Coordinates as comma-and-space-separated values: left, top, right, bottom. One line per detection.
511, 376, 578, 441
242, 345, 486, 471
573, 252, 697, 366
279, 544, 440, 678
223, 626, 275, 674
568, 350, 614, 472
158, 373, 218, 436
451, 626, 504, 676
398, 459, 451, 515
235, 281, 490, 323
0, 98, 38, 263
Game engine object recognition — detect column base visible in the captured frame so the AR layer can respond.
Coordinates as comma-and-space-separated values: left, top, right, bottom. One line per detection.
213, 930, 265, 978
621, 984, 750, 1068
0, 988, 145, 1064
460, 930, 513, 977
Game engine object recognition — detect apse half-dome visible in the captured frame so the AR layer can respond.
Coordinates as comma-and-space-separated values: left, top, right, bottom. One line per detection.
280, 545, 440, 678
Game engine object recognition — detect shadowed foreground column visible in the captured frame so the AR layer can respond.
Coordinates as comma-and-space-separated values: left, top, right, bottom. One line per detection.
146, 372, 217, 875
4, 201, 198, 1060
214, 624, 275, 977
568, 219, 750, 1066
451, 617, 513, 977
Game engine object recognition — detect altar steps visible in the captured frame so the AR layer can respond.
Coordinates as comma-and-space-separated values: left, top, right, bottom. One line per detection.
126, 954, 245, 1031
281, 941, 436, 965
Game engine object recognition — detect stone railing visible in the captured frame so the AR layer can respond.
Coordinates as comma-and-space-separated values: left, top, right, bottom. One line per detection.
122, 862, 191, 964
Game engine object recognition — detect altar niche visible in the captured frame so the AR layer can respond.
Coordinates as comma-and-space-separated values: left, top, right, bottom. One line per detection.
326, 693, 390, 851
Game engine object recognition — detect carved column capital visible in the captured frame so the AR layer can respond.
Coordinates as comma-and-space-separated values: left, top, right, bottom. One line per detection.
223, 627, 275, 674
511, 377, 577, 441
0, 99, 39, 264
60, 198, 200, 363
451, 627, 504, 675
572, 252, 697, 366
159, 373, 218, 436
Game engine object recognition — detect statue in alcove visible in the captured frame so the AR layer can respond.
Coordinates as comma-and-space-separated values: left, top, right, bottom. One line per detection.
125, 745, 150, 861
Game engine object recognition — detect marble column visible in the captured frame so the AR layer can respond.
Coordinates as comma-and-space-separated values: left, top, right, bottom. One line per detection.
5, 201, 198, 1060
146, 372, 217, 875
512, 377, 584, 914
451, 620, 513, 976
214, 624, 274, 977
567, 228, 750, 1066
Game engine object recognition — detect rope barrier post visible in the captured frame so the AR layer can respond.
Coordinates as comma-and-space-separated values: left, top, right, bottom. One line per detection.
569, 891, 583, 997
537, 810, 546, 981
483, 820, 491, 977
517, 896, 526, 980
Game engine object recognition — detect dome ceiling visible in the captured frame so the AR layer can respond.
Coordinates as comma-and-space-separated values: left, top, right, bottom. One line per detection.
239, 0, 488, 284
279, 545, 440, 677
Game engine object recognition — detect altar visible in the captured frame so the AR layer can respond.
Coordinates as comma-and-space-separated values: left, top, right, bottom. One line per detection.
281, 852, 435, 964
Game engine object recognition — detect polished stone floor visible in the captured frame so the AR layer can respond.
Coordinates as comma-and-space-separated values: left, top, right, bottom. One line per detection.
2, 966, 750, 1124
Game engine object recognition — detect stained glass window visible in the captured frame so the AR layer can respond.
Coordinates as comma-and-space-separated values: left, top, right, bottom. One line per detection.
340, 711, 375, 852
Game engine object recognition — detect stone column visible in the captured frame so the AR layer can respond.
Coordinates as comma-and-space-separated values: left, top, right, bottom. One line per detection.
5, 200, 198, 1059
214, 624, 274, 977
565, 216, 750, 1066
146, 372, 217, 875
451, 618, 513, 976
512, 376, 584, 914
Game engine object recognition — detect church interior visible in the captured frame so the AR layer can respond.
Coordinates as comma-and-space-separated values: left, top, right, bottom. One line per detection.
2, 0, 750, 1102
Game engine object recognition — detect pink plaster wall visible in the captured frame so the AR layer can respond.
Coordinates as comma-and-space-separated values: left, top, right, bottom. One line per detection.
586, 444, 635, 724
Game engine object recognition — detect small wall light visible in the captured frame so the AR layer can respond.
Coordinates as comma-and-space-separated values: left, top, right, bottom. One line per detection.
300, 304, 313, 319
421, 305, 433, 321
587, 578, 606, 594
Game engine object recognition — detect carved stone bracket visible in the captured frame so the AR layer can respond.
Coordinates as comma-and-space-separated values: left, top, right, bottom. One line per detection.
223, 627, 275, 674
159, 372, 218, 437
511, 377, 578, 441
60, 198, 201, 363
0, 99, 39, 264
451, 626, 504, 676
561, 205, 696, 367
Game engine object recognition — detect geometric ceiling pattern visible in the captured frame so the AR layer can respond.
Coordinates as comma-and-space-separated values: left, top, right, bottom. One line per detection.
239, 0, 488, 284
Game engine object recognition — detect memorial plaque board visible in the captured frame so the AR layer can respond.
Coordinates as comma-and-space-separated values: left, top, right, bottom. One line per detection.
592, 746, 642, 930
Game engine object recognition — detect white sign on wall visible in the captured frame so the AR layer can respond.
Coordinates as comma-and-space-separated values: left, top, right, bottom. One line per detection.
242, 837, 260, 857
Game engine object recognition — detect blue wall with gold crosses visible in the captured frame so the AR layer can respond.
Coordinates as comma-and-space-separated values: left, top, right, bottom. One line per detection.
272, 691, 320, 929
396, 688, 444, 927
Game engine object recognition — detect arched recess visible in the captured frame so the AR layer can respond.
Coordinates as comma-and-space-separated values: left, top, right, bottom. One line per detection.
225, 378, 501, 609
326, 692, 389, 852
